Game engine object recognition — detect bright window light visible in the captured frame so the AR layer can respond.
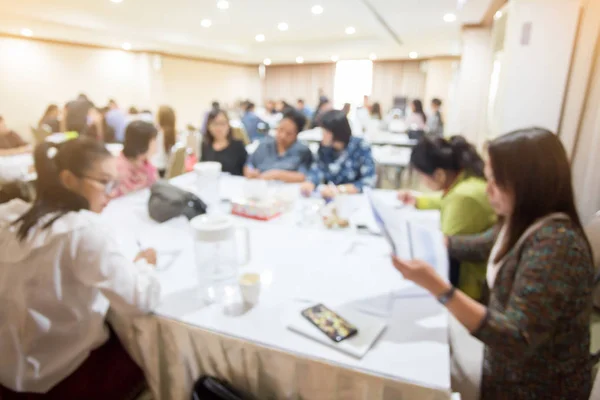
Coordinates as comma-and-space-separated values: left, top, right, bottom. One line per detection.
333, 60, 373, 109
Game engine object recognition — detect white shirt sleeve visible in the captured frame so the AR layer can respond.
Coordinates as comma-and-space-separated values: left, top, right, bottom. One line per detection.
68, 224, 161, 315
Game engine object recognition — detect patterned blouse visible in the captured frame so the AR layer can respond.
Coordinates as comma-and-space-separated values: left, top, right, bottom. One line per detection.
305, 136, 376, 191
114, 153, 158, 198
449, 219, 596, 399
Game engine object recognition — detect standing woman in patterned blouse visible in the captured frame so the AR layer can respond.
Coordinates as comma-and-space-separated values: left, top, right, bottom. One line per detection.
391, 128, 597, 399
301, 109, 376, 199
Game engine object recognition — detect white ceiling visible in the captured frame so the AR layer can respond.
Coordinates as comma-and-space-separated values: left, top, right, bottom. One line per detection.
0, 0, 494, 64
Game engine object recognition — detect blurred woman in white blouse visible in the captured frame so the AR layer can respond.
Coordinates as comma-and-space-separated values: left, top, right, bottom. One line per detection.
406, 99, 427, 131
0, 138, 160, 398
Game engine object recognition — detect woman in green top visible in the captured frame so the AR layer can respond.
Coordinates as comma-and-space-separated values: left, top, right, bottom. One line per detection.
398, 136, 495, 300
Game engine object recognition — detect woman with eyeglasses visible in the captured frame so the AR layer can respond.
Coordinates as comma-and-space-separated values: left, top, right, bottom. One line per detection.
114, 120, 159, 197
0, 137, 160, 398
200, 109, 247, 176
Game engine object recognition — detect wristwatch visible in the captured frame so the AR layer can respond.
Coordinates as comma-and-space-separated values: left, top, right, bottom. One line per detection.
437, 286, 456, 305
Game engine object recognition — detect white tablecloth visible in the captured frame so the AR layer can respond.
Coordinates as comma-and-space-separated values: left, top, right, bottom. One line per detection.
102, 174, 452, 400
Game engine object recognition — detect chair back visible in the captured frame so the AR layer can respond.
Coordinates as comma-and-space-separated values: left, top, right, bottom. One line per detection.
30, 126, 50, 144
166, 143, 187, 179
585, 211, 600, 309
232, 126, 250, 145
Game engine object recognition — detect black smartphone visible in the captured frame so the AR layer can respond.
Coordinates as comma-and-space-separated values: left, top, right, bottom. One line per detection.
301, 304, 358, 343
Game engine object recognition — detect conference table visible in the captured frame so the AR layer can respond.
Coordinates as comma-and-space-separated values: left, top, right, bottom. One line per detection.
102, 173, 454, 400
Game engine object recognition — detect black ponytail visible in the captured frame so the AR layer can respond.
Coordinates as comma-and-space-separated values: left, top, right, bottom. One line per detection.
13, 138, 111, 240
410, 135, 484, 179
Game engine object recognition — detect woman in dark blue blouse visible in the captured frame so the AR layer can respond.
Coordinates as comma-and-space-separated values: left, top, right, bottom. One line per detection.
301, 110, 376, 199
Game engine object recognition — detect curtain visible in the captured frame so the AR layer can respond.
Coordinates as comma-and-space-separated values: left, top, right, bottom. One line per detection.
263, 61, 427, 113
371, 61, 427, 112
263, 64, 335, 108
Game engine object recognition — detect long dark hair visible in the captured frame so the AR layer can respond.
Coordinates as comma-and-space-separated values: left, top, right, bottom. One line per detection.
39, 104, 58, 126
410, 135, 484, 179
158, 105, 176, 154
371, 102, 382, 120
13, 138, 111, 241
488, 127, 591, 262
203, 109, 233, 148
412, 99, 427, 123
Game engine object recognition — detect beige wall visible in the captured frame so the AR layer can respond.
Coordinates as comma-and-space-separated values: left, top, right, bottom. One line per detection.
160, 57, 261, 127
0, 36, 261, 138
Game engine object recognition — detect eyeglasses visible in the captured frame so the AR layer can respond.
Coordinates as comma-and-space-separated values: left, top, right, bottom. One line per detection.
81, 175, 119, 195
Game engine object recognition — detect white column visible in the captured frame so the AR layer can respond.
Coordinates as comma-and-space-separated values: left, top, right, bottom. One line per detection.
453, 27, 493, 148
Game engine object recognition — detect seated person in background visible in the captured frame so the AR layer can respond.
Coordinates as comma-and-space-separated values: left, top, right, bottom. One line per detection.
0, 116, 30, 156
428, 98, 444, 137
311, 99, 333, 129
397, 136, 495, 300
201, 101, 220, 133
244, 108, 312, 183
65, 94, 94, 134
114, 121, 158, 197
0, 138, 159, 398
296, 98, 313, 120
301, 110, 376, 198
85, 107, 116, 143
370, 102, 383, 120
275, 100, 292, 113
241, 101, 268, 142
342, 103, 351, 117
201, 109, 247, 176
392, 128, 596, 399
406, 99, 427, 131
153, 105, 177, 176
38, 104, 61, 133
105, 99, 128, 143
265, 100, 277, 115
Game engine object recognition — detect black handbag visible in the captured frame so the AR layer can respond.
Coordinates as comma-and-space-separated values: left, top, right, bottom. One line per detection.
148, 181, 207, 223
191, 376, 247, 400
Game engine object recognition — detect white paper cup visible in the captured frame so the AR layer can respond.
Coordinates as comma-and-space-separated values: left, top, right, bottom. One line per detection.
239, 273, 261, 305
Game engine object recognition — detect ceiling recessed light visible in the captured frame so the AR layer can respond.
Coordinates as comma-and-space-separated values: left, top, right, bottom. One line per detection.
409, 51, 418, 59
331, 55, 339, 62
201, 19, 212, 28
20, 28, 33, 37
121, 42, 132, 51
217, 0, 229, 10
278, 22, 288, 31
369, 53, 377, 61
311, 5, 324, 15
296, 56, 304, 64
110, 0, 123, 3
255, 34, 265, 42
494, 10, 503, 20
443, 13, 457, 22
345, 26, 356, 35
263, 58, 272, 66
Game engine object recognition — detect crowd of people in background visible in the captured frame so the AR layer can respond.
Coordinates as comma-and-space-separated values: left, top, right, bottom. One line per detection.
0, 90, 447, 201
2, 84, 600, 399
